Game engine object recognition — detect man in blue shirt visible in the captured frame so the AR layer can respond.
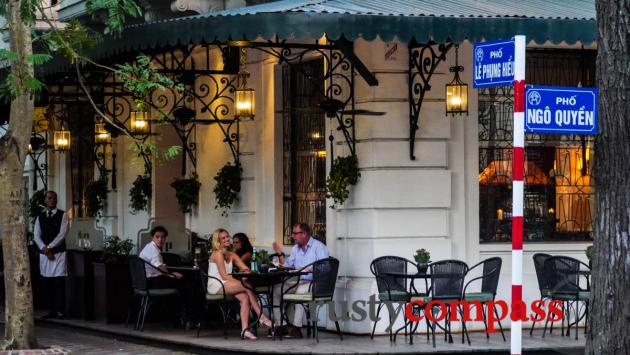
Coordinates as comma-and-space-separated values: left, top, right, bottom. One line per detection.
272, 223, 329, 338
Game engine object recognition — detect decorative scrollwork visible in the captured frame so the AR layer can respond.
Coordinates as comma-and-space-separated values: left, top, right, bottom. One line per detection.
408, 39, 454, 160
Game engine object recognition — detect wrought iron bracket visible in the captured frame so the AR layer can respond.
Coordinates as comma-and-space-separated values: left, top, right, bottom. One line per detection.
408, 39, 453, 160
28, 132, 49, 191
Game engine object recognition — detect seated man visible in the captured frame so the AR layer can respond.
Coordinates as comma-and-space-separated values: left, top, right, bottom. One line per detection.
139, 226, 196, 326
272, 223, 329, 338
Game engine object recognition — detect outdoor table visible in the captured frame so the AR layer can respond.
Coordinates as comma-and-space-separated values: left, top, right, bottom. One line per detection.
232, 270, 309, 339
382, 271, 431, 344
383, 271, 465, 345
167, 265, 205, 325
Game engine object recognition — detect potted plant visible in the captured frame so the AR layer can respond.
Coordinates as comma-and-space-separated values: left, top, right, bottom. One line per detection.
213, 162, 242, 217
325, 155, 360, 208
129, 174, 151, 214
93, 236, 134, 323
170, 174, 201, 213
85, 175, 108, 217
414, 248, 431, 274
256, 249, 270, 273
586, 245, 594, 268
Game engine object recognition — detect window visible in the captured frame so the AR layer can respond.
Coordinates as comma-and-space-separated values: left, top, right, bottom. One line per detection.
479, 49, 596, 243
282, 59, 327, 245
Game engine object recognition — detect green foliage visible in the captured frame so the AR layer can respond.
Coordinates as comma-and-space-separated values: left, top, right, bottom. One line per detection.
41, 20, 98, 61
325, 155, 360, 208
26, 53, 52, 65
86, 0, 142, 35
129, 175, 151, 214
213, 162, 242, 217
116, 55, 182, 99
84, 175, 108, 217
256, 249, 270, 265
414, 248, 431, 264
100, 236, 134, 263
586, 245, 594, 261
29, 189, 46, 224
128, 142, 181, 172
0, 337, 14, 351
0, 49, 19, 61
170, 174, 201, 214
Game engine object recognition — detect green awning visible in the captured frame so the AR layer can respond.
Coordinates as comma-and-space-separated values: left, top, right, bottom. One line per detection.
43, 0, 597, 72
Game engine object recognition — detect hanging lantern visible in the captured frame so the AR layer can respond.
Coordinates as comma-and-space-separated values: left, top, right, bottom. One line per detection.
94, 122, 111, 144
130, 110, 149, 134
235, 48, 255, 119
445, 44, 468, 115
53, 129, 71, 151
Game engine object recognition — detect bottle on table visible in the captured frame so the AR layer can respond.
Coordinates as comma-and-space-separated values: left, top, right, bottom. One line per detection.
251, 247, 258, 272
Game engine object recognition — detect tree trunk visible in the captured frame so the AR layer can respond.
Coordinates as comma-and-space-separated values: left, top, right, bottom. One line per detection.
0, 0, 37, 349
586, 1, 630, 354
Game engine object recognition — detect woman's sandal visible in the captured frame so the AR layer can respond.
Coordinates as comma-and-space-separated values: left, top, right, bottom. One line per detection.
241, 329, 257, 340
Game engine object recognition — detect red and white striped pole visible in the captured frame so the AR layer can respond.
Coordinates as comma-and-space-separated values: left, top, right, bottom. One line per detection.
511, 35, 526, 355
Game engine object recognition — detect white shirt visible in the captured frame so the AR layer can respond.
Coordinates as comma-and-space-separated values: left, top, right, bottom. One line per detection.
139, 241, 164, 278
34, 209, 69, 277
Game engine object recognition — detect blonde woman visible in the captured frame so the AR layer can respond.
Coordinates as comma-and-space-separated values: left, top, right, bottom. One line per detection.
207, 228, 272, 340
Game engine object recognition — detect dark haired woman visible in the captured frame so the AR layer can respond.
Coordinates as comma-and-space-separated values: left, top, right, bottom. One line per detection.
232, 233, 253, 266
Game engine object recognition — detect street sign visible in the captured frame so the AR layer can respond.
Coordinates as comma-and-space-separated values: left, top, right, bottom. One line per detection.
473, 38, 515, 88
525, 85, 598, 135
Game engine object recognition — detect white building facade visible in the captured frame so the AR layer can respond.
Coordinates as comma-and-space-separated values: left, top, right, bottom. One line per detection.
12, 0, 598, 334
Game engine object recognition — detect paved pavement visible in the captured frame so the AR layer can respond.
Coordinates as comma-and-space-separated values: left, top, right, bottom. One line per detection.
1, 324, 195, 355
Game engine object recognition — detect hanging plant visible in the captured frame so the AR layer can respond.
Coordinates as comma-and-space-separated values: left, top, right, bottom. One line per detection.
170, 174, 201, 214
213, 162, 242, 217
129, 174, 152, 214
325, 155, 360, 209
85, 175, 108, 217
29, 189, 46, 224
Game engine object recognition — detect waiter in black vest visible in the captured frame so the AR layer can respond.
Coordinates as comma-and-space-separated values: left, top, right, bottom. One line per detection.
34, 191, 69, 319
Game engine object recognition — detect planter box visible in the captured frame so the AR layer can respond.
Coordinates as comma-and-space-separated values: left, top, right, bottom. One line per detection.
65, 250, 101, 320
93, 261, 133, 323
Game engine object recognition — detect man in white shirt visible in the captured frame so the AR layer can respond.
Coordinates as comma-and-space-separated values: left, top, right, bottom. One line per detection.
34, 191, 69, 319
139, 226, 198, 326
139, 226, 183, 286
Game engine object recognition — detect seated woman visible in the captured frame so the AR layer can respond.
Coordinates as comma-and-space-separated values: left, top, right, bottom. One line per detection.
207, 228, 272, 340
232, 233, 253, 267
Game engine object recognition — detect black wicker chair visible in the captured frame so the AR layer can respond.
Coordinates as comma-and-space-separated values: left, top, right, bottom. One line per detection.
462, 257, 504, 344
279, 257, 343, 342
195, 266, 237, 338
369, 256, 419, 341
419, 259, 468, 348
543, 255, 590, 340
530, 253, 552, 336
127, 256, 180, 331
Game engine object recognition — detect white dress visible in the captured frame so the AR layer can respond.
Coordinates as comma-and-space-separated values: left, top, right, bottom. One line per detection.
207, 260, 233, 294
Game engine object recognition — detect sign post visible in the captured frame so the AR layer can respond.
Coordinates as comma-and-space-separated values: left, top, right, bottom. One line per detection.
474, 35, 525, 355
511, 35, 526, 355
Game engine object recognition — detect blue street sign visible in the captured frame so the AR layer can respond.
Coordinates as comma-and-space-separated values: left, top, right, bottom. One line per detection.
473, 38, 515, 88
525, 85, 598, 135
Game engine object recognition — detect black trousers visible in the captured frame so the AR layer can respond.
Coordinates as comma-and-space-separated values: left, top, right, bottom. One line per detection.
43, 276, 66, 315
147, 275, 200, 322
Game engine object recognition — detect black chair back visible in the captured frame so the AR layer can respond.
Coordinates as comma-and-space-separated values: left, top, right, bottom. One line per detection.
128, 256, 149, 291
311, 257, 340, 300
370, 256, 411, 294
544, 255, 581, 294
478, 257, 502, 295
533, 253, 552, 295
430, 259, 468, 300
